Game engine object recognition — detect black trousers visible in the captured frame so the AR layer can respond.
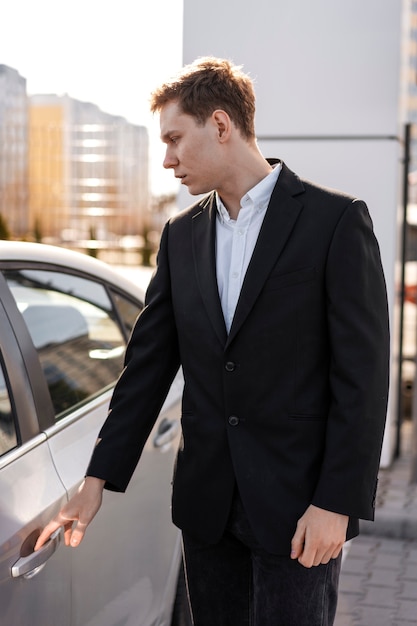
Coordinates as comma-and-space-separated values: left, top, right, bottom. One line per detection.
182, 491, 342, 626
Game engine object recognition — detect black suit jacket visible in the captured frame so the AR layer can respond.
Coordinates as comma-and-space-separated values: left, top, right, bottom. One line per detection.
87, 161, 390, 554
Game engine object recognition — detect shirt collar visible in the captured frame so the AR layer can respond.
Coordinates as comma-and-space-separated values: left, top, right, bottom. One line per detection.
216, 161, 282, 223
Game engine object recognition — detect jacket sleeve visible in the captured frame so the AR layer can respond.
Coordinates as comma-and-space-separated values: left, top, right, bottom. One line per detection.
311, 199, 390, 520
86, 221, 181, 491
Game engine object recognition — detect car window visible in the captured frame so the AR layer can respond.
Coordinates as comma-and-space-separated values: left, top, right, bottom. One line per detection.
0, 354, 18, 455
111, 289, 141, 335
4, 269, 126, 420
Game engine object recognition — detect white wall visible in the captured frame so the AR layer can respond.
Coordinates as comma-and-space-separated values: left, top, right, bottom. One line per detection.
182, 0, 406, 465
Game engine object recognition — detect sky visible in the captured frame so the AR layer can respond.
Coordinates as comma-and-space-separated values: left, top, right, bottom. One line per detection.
1, 0, 184, 193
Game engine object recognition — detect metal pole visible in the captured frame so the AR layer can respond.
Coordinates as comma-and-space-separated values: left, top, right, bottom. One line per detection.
396, 122, 411, 460
411, 402, 417, 482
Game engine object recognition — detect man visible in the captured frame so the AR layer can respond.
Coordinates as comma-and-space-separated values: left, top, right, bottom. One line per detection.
36, 57, 390, 625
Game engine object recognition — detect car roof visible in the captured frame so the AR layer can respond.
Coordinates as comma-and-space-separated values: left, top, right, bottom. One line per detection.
0, 241, 147, 300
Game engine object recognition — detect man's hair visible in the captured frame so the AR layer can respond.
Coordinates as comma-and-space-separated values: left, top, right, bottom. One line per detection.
150, 57, 256, 140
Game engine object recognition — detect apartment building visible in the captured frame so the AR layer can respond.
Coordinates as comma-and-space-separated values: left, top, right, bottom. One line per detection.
29, 94, 149, 243
0, 65, 28, 237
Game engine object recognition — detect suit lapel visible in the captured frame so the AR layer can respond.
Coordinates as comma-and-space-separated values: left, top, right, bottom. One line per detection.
226, 163, 304, 347
192, 193, 228, 346
191, 164, 305, 349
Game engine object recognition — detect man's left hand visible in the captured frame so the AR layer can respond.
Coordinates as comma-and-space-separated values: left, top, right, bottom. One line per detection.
290, 504, 348, 568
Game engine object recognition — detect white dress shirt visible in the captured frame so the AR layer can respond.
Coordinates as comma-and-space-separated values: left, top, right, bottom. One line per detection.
215, 162, 282, 332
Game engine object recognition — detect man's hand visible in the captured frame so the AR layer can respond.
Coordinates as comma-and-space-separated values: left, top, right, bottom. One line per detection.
35, 476, 105, 551
290, 504, 348, 568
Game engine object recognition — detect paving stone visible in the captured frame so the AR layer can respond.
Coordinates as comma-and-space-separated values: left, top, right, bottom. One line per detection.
399, 580, 417, 599
357, 605, 398, 625
339, 572, 367, 594
407, 547, 417, 562
341, 556, 373, 575
398, 599, 417, 620
343, 537, 374, 554
361, 585, 398, 608
402, 563, 417, 579
335, 596, 361, 625
368, 567, 400, 587
378, 537, 408, 553
346, 539, 376, 557
336, 593, 361, 614
373, 553, 404, 569
334, 614, 358, 626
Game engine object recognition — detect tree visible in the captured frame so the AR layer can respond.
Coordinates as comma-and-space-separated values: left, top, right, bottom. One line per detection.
0, 214, 11, 240
34, 217, 43, 243
88, 224, 98, 258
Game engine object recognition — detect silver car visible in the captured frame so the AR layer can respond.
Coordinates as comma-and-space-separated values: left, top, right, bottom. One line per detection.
0, 241, 190, 626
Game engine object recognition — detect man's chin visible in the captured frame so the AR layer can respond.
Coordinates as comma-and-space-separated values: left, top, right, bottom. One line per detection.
185, 184, 211, 196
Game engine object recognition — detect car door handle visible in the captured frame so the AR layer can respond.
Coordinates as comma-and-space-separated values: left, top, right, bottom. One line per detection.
153, 417, 179, 448
11, 527, 62, 579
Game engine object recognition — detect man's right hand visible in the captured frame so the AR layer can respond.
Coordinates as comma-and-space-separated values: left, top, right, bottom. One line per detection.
35, 476, 105, 551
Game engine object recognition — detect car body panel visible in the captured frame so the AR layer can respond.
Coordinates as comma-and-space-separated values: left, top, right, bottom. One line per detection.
46, 382, 183, 626
0, 438, 71, 626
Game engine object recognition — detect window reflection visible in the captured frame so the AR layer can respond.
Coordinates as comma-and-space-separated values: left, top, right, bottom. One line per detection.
5, 269, 127, 419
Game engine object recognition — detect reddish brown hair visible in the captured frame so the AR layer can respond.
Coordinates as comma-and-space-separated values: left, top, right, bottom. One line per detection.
150, 57, 256, 140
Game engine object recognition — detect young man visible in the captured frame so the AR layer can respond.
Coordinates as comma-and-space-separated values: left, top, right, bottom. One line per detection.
37, 57, 390, 625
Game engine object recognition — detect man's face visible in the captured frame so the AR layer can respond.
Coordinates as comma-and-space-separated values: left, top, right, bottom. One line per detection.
160, 101, 225, 195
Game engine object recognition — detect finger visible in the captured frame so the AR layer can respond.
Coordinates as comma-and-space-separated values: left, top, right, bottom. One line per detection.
297, 547, 316, 568
290, 539, 303, 560
290, 526, 306, 560
68, 520, 88, 548
331, 544, 343, 560
320, 541, 344, 564
309, 542, 343, 567
296, 529, 320, 568
34, 520, 63, 551
312, 548, 331, 567
63, 522, 76, 546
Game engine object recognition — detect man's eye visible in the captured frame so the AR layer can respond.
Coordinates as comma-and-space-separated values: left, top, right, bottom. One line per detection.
171, 137, 178, 144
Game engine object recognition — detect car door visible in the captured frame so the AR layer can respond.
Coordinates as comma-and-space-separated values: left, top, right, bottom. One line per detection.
0, 273, 71, 626
2, 264, 183, 626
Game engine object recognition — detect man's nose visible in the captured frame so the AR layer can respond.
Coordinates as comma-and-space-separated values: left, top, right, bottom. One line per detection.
163, 148, 178, 169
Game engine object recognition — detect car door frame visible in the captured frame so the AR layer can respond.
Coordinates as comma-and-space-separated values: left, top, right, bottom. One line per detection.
0, 272, 72, 626
0, 269, 56, 435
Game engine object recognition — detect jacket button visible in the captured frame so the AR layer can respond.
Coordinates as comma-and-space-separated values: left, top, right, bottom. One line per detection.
225, 361, 236, 372
228, 415, 239, 426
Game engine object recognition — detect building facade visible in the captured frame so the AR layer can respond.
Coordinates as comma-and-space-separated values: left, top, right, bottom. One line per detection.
0, 65, 28, 237
29, 94, 149, 244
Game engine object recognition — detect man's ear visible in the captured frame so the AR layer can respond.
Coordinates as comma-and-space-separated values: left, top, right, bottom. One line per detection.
212, 109, 232, 142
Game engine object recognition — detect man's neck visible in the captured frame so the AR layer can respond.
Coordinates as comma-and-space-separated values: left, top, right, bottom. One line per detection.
219, 159, 273, 220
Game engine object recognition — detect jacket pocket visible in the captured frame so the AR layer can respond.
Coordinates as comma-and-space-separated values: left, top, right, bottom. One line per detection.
263, 266, 317, 292
289, 413, 326, 421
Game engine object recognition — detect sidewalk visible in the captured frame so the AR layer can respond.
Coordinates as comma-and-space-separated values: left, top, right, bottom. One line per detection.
335, 420, 417, 625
